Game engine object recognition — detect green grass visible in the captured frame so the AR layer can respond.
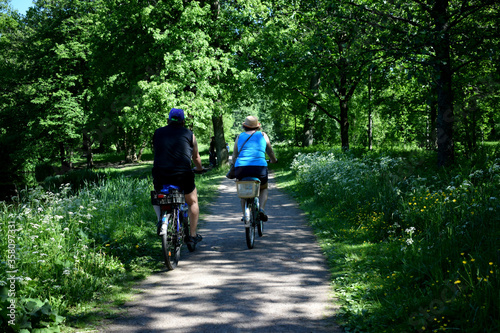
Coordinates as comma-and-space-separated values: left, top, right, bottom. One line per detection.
2, 143, 497, 332
0, 152, 224, 332
271, 144, 499, 333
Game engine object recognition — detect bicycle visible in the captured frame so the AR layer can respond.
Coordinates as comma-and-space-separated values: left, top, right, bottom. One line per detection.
236, 177, 264, 249
150, 169, 206, 270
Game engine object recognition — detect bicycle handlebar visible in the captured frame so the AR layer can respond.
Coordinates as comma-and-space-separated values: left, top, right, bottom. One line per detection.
193, 167, 208, 174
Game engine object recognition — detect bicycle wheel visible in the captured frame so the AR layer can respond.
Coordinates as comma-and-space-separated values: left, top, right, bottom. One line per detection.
255, 198, 264, 237
161, 211, 180, 270
245, 200, 255, 249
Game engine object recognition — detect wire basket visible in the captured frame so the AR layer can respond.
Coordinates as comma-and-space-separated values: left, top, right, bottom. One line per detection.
236, 180, 260, 198
151, 190, 185, 205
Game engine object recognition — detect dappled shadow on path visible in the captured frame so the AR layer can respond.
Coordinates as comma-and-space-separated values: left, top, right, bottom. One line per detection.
100, 174, 340, 333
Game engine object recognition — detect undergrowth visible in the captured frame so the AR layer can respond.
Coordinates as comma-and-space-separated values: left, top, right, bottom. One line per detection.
0, 164, 221, 332
272, 144, 499, 333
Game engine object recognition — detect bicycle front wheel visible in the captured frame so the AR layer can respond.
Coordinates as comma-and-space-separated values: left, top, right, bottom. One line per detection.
256, 198, 264, 237
161, 212, 180, 270
245, 200, 256, 249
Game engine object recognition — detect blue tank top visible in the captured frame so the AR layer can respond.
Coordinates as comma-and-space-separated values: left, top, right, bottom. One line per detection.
235, 131, 267, 167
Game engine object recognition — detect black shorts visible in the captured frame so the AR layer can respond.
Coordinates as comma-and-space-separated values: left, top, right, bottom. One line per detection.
235, 166, 268, 185
153, 169, 196, 194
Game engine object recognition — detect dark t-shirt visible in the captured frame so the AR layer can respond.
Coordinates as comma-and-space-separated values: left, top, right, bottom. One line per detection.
152, 124, 193, 176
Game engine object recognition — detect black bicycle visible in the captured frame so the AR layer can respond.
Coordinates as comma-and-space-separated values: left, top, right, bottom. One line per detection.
151, 169, 206, 270
236, 177, 264, 249
151, 185, 190, 270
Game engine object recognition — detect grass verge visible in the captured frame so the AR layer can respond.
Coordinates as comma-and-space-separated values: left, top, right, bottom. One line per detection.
1, 159, 224, 332
271, 144, 499, 333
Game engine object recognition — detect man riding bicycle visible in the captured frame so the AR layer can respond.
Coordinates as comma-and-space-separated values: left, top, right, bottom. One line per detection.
231, 116, 278, 221
152, 108, 204, 247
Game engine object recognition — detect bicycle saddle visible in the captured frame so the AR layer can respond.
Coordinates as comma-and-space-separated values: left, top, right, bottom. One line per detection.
160, 185, 181, 193
240, 177, 260, 182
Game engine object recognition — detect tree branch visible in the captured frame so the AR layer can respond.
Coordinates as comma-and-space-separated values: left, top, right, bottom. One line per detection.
292, 87, 341, 123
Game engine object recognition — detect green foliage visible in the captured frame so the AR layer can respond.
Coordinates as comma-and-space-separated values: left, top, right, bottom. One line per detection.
1, 0, 499, 191
0, 164, 222, 331
0, 292, 64, 333
275, 145, 499, 332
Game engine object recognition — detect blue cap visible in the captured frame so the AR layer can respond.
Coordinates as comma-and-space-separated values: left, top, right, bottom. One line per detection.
169, 108, 185, 122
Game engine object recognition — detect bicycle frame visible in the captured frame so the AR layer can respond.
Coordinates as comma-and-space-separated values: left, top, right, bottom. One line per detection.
236, 177, 263, 249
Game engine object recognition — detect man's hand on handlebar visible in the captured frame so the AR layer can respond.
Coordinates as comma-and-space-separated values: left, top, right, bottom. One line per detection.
193, 167, 208, 174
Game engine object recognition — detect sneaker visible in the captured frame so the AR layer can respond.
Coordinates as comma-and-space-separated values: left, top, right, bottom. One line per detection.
191, 234, 203, 243
186, 234, 202, 252
259, 210, 268, 222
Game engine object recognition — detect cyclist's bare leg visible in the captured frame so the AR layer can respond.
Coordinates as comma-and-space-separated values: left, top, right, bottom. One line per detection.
153, 205, 161, 221
259, 183, 269, 212
240, 198, 246, 214
185, 188, 199, 237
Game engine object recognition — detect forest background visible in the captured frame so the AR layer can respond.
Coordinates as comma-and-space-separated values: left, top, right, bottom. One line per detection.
1, 0, 498, 193
0, 0, 499, 332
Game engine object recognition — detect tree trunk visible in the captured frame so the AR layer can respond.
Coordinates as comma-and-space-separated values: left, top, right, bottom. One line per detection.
137, 140, 147, 161
212, 114, 228, 166
368, 68, 373, 150
83, 130, 94, 168
303, 72, 319, 147
123, 135, 138, 163
433, 0, 455, 166
338, 56, 350, 150
59, 142, 72, 172
303, 115, 314, 147
429, 98, 438, 150
340, 99, 350, 150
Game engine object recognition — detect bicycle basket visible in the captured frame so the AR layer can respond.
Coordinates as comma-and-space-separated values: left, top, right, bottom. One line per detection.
151, 189, 185, 205
236, 180, 260, 198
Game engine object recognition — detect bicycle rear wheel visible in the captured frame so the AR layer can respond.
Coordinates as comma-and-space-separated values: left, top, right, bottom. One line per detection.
161, 211, 180, 270
245, 200, 256, 249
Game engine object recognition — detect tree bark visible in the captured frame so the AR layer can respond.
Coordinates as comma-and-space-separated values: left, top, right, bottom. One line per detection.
368, 68, 373, 150
83, 130, 94, 168
340, 99, 350, 150
212, 114, 228, 165
303, 72, 319, 147
432, 0, 455, 166
429, 98, 438, 150
59, 142, 72, 172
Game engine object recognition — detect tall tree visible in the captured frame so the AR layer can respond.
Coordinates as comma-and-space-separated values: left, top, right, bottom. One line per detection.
241, 0, 377, 149
348, 0, 499, 165
18, 0, 97, 170
90, 0, 236, 163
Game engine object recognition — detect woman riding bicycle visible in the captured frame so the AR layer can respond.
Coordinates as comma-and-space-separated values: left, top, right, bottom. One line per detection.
231, 116, 278, 221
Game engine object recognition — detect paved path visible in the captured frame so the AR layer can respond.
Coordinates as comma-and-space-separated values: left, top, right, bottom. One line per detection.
100, 174, 340, 333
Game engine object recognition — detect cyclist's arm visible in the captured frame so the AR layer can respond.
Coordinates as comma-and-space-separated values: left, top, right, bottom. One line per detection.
192, 134, 203, 171
263, 132, 278, 163
231, 135, 240, 165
